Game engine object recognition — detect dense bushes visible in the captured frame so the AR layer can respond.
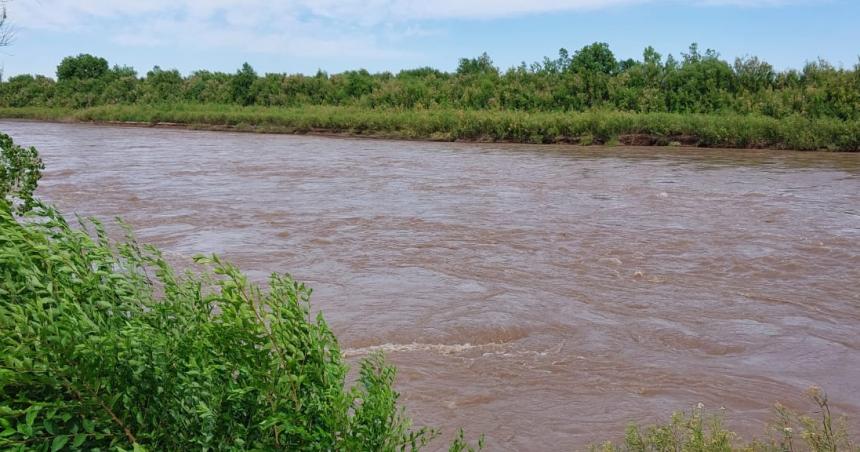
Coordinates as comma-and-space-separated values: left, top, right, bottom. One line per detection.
1, 43, 859, 121
1, 43, 856, 150
0, 133, 481, 451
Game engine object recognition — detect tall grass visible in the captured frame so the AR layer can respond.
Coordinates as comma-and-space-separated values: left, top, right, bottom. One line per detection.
596, 388, 858, 452
1, 104, 857, 151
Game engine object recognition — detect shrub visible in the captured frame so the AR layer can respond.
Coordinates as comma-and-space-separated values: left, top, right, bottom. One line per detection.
0, 132, 43, 213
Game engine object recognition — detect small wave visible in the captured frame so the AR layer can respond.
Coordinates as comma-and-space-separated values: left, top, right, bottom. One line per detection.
342, 340, 566, 359
342, 342, 498, 358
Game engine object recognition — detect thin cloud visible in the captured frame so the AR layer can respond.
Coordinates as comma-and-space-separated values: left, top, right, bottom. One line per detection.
10, 0, 820, 29
9, 0, 816, 60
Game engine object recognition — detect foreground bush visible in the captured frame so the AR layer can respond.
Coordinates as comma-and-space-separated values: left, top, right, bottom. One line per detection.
0, 133, 482, 450
0, 132, 42, 213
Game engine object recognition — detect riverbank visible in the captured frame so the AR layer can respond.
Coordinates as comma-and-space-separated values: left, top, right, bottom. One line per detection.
2, 104, 858, 151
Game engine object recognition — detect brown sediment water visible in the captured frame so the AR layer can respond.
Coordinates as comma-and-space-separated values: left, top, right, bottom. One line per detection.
3, 120, 859, 450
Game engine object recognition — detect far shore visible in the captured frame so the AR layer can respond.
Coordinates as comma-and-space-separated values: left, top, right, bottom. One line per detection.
1, 105, 858, 152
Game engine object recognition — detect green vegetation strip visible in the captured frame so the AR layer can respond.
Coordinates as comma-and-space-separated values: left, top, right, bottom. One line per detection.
2, 105, 859, 151
3, 44, 860, 151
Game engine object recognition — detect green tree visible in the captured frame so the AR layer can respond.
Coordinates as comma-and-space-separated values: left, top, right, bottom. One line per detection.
141, 66, 183, 103
231, 62, 258, 106
56, 54, 110, 81
569, 42, 618, 76
664, 43, 735, 112
457, 53, 497, 76
567, 42, 619, 107
733, 56, 774, 92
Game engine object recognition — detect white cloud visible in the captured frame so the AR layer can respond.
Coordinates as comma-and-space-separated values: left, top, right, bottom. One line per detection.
9, 0, 813, 59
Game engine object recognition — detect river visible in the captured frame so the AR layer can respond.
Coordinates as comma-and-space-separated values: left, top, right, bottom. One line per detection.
3, 120, 859, 450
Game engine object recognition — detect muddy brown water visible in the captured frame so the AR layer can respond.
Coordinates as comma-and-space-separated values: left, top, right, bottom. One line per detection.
3, 120, 860, 450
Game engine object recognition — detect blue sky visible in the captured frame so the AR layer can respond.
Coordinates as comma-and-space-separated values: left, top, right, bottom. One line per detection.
3, 0, 859, 78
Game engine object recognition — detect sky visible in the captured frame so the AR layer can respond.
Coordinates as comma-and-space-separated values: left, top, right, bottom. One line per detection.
2, 0, 859, 78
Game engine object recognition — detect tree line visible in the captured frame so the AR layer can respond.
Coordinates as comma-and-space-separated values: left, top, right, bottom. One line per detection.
1, 43, 859, 120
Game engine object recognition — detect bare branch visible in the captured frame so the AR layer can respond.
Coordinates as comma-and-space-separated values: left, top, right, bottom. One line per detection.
0, 2, 14, 48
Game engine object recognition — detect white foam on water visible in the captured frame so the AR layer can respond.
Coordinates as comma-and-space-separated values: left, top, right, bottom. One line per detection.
342, 342, 493, 358
343, 340, 565, 358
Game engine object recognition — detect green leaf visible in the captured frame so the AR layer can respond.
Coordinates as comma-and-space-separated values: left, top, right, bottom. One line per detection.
44, 418, 56, 435
51, 435, 69, 452
25, 407, 39, 427
72, 434, 87, 448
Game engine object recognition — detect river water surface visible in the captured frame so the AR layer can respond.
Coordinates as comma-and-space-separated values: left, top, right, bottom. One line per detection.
3, 120, 859, 450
